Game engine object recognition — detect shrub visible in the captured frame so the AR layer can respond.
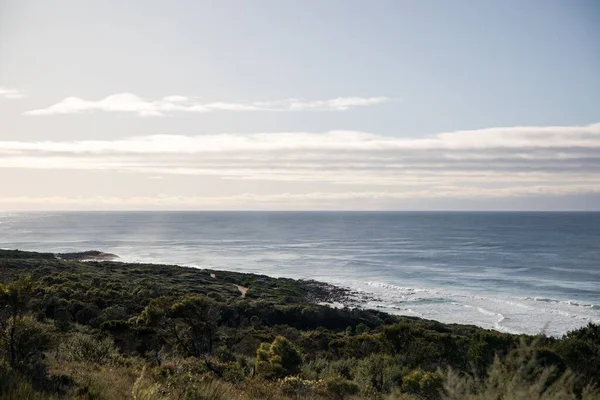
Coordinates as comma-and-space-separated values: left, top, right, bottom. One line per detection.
215, 345, 236, 363
131, 367, 163, 400
138, 295, 221, 358
183, 378, 237, 400
0, 369, 56, 399
355, 323, 369, 335
320, 376, 360, 400
556, 322, 600, 387
355, 353, 406, 393
444, 340, 600, 400
256, 336, 303, 378
468, 330, 516, 376
60, 332, 116, 364
303, 356, 359, 381
75, 306, 100, 325
52, 309, 73, 331
0, 316, 52, 374
401, 369, 443, 400
101, 305, 128, 322
280, 376, 317, 398
241, 378, 282, 400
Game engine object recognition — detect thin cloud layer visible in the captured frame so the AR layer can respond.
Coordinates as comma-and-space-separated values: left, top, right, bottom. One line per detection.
24, 93, 391, 116
1, 185, 599, 211
1, 124, 599, 203
0, 86, 25, 99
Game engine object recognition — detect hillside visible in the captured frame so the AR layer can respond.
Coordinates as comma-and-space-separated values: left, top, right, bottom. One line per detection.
0, 249, 598, 399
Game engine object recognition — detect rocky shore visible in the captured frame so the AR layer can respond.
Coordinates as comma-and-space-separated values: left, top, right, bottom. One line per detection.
51, 249, 370, 308
56, 250, 120, 261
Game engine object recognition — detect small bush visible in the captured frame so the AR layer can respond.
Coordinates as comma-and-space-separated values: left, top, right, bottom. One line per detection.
444, 340, 600, 400
320, 376, 360, 400
0, 370, 56, 399
256, 336, 303, 379
60, 332, 117, 364
1, 316, 52, 375
355, 353, 406, 393
241, 378, 283, 400
131, 367, 163, 400
280, 376, 317, 398
401, 369, 443, 399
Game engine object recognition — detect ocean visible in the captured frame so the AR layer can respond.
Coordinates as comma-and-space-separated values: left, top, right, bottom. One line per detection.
1, 211, 598, 336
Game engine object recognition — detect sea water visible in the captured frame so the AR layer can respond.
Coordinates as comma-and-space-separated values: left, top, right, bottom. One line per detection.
1, 211, 598, 336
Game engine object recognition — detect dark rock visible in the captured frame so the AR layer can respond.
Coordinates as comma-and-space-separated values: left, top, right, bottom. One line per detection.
56, 250, 119, 262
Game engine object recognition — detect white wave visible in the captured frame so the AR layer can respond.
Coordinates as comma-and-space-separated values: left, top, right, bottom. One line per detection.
548, 266, 600, 275
333, 279, 600, 337
3, 212, 599, 337
476, 306, 499, 317
525, 296, 599, 310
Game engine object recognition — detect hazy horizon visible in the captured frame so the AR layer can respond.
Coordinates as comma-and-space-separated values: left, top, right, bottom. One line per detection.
3, 209, 600, 214
1, 1, 599, 211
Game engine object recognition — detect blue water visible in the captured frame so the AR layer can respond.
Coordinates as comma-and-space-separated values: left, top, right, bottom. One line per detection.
1, 211, 598, 336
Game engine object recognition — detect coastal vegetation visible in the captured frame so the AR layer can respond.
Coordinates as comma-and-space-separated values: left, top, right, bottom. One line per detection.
0, 249, 598, 399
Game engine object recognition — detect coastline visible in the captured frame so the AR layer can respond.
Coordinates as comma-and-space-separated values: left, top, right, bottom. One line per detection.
1, 248, 476, 329
3, 210, 599, 337
58, 250, 368, 308
2, 248, 599, 399
3, 248, 596, 336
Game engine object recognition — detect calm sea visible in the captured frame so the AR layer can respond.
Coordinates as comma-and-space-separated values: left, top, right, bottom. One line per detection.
1, 211, 598, 336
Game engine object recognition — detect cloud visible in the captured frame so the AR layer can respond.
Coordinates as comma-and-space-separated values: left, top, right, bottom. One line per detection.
24, 93, 391, 116
4, 124, 598, 155
1, 185, 598, 211
1, 123, 599, 203
0, 86, 25, 99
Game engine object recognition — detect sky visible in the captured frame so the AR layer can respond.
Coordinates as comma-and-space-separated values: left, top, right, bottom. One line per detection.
1, 0, 599, 211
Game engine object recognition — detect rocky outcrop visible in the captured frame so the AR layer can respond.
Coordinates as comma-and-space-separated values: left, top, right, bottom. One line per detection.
56, 250, 119, 261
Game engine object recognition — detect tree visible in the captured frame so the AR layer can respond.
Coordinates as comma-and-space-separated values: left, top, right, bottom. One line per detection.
137, 295, 221, 358
256, 336, 302, 378
0, 277, 51, 372
2, 316, 51, 373
0, 277, 33, 329
401, 369, 443, 400
556, 323, 600, 386
354, 353, 405, 393
169, 295, 221, 356
468, 330, 515, 376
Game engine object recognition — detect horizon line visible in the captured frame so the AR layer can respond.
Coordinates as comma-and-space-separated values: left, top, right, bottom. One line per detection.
2, 209, 599, 213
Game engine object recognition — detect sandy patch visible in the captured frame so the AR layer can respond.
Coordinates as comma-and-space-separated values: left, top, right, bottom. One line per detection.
234, 284, 248, 298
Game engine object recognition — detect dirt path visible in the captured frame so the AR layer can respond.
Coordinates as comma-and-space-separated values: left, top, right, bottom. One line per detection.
234, 284, 248, 298
209, 272, 246, 297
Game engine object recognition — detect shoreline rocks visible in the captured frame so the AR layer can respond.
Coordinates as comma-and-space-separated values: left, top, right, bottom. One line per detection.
56, 250, 119, 262
299, 279, 365, 308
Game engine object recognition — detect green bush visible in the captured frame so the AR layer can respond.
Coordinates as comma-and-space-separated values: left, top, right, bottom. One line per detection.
60, 332, 117, 364
320, 376, 359, 400
0, 316, 52, 374
556, 323, 600, 387
280, 376, 317, 398
256, 336, 303, 379
444, 340, 600, 400
303, 356, 359, 381
401, 369, 443, 400
355, 353, 406, 393
0, 369, 57, 399
101, 305, 128, 322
